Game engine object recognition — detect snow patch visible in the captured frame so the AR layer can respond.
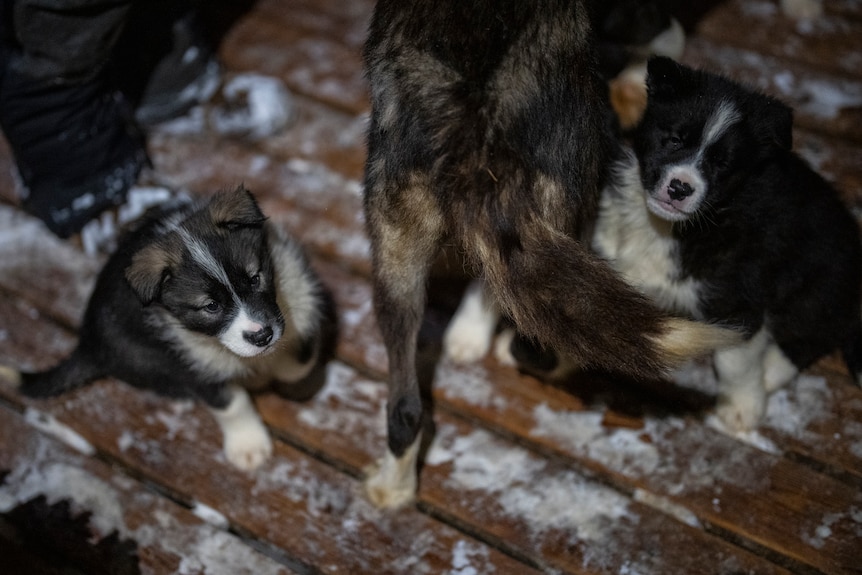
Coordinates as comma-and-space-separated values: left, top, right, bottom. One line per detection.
24, 408, 95, 456
427, 423, 634, 544
435, 359, 509, 411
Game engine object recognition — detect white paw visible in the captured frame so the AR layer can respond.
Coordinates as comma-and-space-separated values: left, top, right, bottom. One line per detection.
444, 320, 492, 364
223, 420, 273, 471
362, 439, 421, 509
363, 459, 417, 510
716, 391, 765, 432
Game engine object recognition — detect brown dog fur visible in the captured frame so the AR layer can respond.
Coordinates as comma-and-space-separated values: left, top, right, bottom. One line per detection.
361, 0, 736, 508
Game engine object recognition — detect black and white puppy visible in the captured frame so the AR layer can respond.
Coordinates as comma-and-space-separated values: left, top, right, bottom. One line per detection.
593, 56, 862, 430
18, 188, 332, 470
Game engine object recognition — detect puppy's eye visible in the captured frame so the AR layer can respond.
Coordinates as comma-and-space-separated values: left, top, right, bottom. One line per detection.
663, 135, 683, 149
250, 273, 261, 287
202, 300, 221, 313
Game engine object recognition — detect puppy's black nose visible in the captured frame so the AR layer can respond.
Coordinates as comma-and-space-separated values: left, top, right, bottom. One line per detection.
244, 325, 274, 347
668, 178, 695, 201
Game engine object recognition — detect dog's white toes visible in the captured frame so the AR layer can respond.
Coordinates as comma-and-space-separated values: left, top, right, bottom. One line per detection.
362, 439, 421, 509
715, 393, 764, 432
224, 423, 273, 471
363, 460, 417, 509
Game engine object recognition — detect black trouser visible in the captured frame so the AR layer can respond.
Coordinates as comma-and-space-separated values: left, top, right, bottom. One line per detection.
0, 0, 147, 237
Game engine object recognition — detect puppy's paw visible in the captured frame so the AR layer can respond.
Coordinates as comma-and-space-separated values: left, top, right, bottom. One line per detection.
223, 420, 273, 471
715, 391, 764, 432
443, 318, 492, 364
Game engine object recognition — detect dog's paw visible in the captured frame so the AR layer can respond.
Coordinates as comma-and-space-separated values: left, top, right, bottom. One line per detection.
492, 329, 517, 366
223, 421, 273, 471
443, 318, 492, 364
362, 439, 421, 509
715, 391, 764, 432
363, 459, 416, 510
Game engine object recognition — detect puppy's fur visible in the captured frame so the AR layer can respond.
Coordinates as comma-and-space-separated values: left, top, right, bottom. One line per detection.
593, 57, 862, 430
19, 188, 332, 470
363, 0, 736, 508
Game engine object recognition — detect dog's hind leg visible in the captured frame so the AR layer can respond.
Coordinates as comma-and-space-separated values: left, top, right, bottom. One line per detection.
363, 177, 445, 508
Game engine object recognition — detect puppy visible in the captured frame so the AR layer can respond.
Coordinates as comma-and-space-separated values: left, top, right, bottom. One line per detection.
18, 188, 332, 470
363, 0, 736, 509
593, 57, 862, 430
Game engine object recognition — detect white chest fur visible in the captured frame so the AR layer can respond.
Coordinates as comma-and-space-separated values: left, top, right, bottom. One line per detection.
592, 152, 703, 319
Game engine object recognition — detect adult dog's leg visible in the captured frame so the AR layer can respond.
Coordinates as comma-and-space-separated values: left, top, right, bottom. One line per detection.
363, 178, 444, 508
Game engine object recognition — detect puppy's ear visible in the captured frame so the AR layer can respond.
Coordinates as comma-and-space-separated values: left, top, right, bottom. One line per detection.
125, 241, 176, 305
209, 186, 266, 230
646, 56, 685, 99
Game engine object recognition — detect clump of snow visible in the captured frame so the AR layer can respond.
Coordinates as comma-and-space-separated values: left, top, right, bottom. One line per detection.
146, 400, 198, 441
0, 458, 125, 538
24, 407, 95, 456
427, 422, 634, 545
705, 414, 781, 455
633, 488, 701, 528
434, 359, 509, 411
2, 429, 289, 574
211, 73, 296, 140
801, 507, 862, 550
192, 501, 229, 529
762, 374, 831, 439
296, 361, 387, 446
531, 403, 660, 477
449, 539, 492, 575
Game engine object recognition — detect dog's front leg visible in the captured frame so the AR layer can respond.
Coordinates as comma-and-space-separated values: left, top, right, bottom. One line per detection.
363, 182, 443, 509
206, 384, 273, 471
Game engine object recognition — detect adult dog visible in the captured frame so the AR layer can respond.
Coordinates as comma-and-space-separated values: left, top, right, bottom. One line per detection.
362, 0, 736, 509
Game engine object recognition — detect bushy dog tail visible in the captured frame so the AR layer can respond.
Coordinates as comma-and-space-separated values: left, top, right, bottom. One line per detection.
478, 230, 739, 380
14, 351, 103, 398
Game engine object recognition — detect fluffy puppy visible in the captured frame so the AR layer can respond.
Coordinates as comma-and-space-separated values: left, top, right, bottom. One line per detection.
363, 0, 736, 509
17, 188, 332, 470
593, 57, 862, 430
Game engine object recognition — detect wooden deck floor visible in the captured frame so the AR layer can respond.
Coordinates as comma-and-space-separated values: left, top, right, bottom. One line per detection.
1, 1, 861, 573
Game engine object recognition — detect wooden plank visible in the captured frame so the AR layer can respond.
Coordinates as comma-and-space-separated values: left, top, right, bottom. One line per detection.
218, 1, 370, 115
146, 125, 370, 275
0, 206, 99, 329
0, 403, 297, 575
682, 38, 862, 143
257, 361, 793, 575
318, 260, 862, 575
0, 310, 538, 575
694, 0, 862, 79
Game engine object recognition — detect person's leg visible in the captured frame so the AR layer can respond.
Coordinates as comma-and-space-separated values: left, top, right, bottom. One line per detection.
0, 0, 147, 238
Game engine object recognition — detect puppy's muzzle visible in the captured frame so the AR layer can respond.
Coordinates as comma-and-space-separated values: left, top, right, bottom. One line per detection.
244, 325, 274, 347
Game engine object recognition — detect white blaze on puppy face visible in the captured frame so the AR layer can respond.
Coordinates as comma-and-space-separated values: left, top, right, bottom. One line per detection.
220, 305, 282, 358
648, 100, 740, 222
